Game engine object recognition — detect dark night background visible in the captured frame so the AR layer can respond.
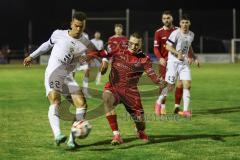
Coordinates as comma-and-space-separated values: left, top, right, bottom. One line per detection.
0, 0, 239, 54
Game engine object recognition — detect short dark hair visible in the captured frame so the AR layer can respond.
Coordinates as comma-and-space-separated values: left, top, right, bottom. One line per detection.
114, 24, 123, 28
180, 14, 190, 21
162, 10, 172, 16
130, 32, 142, 39
72, 12, 87, 21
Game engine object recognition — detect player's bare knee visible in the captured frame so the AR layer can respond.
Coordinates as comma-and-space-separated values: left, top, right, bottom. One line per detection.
106, 110, 116, 116
102, 91, 113, 104
103, 91, 115, 112
176, 80, 183, 88
183, 81, 191, 89
72, 94, 87, 108
48, 91, 61, 105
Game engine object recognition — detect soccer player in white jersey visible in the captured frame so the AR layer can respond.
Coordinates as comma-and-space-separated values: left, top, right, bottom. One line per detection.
90, 31, 104, 85
23, 12, 108, 149
157, 14, 199, 117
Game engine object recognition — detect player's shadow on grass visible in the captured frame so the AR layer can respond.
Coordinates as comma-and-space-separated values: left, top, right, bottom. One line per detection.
193, 106, 240, 116
75, 134, 239, 151
117, 134, 240, 150
73, 137, 138, 151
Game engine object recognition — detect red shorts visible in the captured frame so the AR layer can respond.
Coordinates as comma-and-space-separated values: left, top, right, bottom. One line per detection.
104, 82, 144, 116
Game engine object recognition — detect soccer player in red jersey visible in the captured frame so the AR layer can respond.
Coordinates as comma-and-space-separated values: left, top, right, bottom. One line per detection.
154, 11, 184, 115
103, 33, 164, 145
108, 24, 128, 54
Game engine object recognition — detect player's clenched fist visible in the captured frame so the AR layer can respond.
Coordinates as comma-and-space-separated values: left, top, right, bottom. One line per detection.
100, 60, 108, 75
23, 56, 33, 67
159, 58, 166, 66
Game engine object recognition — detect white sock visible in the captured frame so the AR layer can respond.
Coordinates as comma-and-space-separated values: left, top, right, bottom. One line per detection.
68, 107, 86, 143
113, 130, 120, 136
76, 107, 86, 121
175, 104, 180, 108
161, 104, 166, 109
48, 104, 61, 138
95, 72, 101, 85
68, 131, 75, 143
157, 87, 168, 104
83, 77, 89, 92
183, 89, 190, 111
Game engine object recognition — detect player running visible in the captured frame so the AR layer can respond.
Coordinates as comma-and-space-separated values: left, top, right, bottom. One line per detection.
23, 12, 108, 149
157, 14, 199, 118
103, 33, 165, 145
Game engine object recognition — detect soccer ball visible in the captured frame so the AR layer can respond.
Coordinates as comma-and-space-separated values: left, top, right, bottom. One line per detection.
71, 120, 92, 139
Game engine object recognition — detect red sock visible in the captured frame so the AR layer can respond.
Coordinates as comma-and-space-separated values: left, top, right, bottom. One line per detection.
175, 87, 183, 105
106, 115, 118, 131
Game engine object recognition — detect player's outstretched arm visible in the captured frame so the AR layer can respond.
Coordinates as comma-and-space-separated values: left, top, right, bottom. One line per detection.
100, 59, 108, 75
23, 56, 33, 67
23, 40, 53, 67
143, 57, 165, 87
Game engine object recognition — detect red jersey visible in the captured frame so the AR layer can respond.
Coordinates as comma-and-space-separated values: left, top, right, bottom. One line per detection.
154, 26, 177, 60
109, 49, 162, 88
108, 35, 128, 54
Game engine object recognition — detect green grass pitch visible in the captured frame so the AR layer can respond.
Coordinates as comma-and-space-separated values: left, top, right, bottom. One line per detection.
0, 63, 240, 160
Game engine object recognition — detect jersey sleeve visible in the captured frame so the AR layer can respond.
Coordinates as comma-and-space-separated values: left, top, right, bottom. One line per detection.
153, 31, 162, 59
166, 30, 178, 46
29, 30, 58, 59
100, 40, 104, 50
143, 57, 162, 84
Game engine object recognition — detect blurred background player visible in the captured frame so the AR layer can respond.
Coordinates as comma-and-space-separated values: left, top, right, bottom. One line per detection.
154, 11, 196, 116
90, 31, 104, 85
23, 12, 108, 149
103, 33, 164, 145
108, 24, 128, 55
74, 32, 93, 98
157, 14, 199, 117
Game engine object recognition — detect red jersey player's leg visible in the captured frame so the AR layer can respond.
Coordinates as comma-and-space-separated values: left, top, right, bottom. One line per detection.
121, 88, 149, 141
103, 82, 123, 145
155, 64, 167, 116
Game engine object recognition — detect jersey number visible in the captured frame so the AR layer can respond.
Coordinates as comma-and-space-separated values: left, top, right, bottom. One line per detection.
50, 81, 60, 89
168, 76, 175, 83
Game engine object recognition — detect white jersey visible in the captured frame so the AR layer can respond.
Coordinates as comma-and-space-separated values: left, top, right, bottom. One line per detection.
82, 32, 89, 40
29, 30, 97, 96
166, 28, 194, 62
30, 29, 96, 73
91, 38, 104, 51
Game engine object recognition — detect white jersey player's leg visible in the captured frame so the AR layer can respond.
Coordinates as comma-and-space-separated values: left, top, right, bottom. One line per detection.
178, 63, 192, 117
155, 61, 178, 116
62, 73, 89, 146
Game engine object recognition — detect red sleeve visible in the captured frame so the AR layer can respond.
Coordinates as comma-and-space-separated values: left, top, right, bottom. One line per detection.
188, 46, 196, 59
188, 47, 193, 58
143, 57, 162, 84
154, 31, 162, 59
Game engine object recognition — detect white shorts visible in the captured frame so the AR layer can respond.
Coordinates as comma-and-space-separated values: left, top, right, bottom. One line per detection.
45, 66, 81, 97
165, 61, 191, 84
